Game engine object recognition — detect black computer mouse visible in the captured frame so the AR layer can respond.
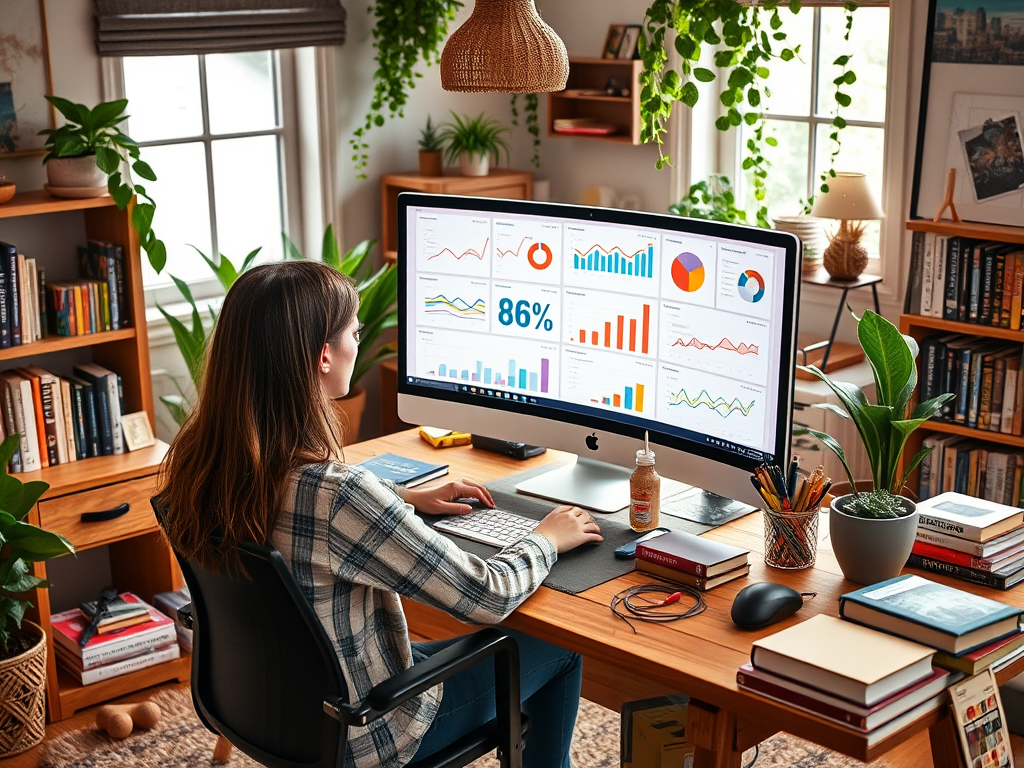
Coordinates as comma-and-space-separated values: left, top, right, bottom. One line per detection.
731, 582, 805, 630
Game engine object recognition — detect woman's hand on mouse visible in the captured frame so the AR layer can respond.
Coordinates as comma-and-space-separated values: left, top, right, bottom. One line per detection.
403, 480, 495, 516
533, 506, 603, 553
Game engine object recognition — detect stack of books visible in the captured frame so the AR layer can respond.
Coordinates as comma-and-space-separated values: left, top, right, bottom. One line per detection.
910, 492, 1024, 589
840, 575, 1024, 677
634, 530, 749, 590
51, 592, 179, 686
738, 614, 956, 745
154, 587, 193, 653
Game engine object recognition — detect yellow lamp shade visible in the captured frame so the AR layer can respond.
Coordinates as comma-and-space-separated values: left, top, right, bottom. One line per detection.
811, 172, 884, 221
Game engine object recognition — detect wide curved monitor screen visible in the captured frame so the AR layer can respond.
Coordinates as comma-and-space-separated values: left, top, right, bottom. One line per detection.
397, 193, 800, 476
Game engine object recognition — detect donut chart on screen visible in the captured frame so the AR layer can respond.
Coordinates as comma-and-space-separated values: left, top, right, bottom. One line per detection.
671, 252, 705, 292
527, 242, 553, 270
738, 270, 765, 303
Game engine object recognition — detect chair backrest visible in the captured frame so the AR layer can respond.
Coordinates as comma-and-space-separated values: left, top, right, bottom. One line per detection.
172, 536, 349, 768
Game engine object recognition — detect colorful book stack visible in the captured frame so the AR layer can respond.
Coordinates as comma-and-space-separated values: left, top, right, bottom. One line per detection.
634, 530, 749, 590
839, 575, 1024, 678
919, 432, 1024, 505
0, 362, 126, 472
738, 614, 957, 745
910, 492, 1024, 590
51, 593, 180, 686
905, 231, 1024, 328
0, 240, 50, 348
49, 239, 128, 337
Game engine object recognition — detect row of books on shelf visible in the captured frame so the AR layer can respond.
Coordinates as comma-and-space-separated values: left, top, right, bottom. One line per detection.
0, 363, 126, 473
51, 589, 191, 686
919, 436, 1024, 508
738, 573, 1021, 757
633, 529, 749, 590
0, 239, 129, 347
905, 231, 1024, 328
911, 492, 1024, 590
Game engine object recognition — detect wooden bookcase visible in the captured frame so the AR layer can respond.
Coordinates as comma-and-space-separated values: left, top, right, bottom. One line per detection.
0, 190, 183, 721
899, 218, 1024, 499
548, 59, 643, 145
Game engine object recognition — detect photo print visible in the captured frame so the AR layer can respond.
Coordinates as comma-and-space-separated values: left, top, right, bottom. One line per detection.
959, 113, 1024, 202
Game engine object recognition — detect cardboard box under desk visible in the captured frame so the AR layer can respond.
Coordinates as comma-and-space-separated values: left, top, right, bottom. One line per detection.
621, 694, 693, 768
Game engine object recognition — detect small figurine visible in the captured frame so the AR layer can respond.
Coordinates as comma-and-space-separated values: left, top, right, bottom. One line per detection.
96, 701, 162, 739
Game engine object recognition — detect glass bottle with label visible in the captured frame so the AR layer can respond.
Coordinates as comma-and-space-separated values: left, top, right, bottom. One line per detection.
629, 431, 660, 532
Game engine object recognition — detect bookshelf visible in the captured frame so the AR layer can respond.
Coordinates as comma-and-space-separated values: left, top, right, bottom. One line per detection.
548, 59, 643, 145
0, 190, 182, 721
900, 217, 1024, 500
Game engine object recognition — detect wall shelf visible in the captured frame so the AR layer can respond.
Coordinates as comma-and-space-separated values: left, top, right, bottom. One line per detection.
548, 59, 643, 145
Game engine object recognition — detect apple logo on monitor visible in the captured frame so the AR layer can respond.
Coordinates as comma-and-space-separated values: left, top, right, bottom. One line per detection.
585, 432, 599, 451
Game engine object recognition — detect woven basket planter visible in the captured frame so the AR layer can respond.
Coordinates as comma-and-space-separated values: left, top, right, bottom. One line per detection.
0, 621, 47, 758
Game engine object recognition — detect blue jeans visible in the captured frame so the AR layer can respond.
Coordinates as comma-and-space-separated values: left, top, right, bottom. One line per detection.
410, 628, 582, 768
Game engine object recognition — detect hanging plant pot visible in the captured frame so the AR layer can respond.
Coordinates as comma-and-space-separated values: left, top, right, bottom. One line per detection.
419, 150, 444, 177
44, 154, 107, 197
0, 622, 47, 759
336, 385, 367, 443
459, 152, 490, 177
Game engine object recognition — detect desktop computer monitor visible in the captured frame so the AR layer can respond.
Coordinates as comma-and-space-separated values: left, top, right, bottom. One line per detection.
396, 193, 801, 511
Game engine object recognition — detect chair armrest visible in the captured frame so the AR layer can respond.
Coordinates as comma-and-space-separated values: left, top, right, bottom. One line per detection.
177, 603, 194, 630
324, 627, 519, 727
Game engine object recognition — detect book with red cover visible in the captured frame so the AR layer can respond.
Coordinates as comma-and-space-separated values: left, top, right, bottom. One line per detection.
635, 530, 748, 577
51, 592, 177, 668
912, 538, 1024, 571
932, 631, 1024, 675
736, 664, 956, 732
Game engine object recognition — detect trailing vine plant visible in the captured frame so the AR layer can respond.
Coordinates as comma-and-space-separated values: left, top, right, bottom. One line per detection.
510, 94, 541, 168
351, 0, 463, 178
819, 2, 858, 194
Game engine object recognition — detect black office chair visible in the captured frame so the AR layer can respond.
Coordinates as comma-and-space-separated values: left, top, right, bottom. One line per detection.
166, 534, 529, 768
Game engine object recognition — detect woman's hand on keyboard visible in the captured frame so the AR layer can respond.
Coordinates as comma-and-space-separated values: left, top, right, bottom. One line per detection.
403, 479, 495, 516
533, 506, 603, 553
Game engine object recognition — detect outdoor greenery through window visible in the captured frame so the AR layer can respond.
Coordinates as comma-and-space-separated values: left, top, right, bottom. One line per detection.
738, 6, 890, 258
121, 51, 285, 294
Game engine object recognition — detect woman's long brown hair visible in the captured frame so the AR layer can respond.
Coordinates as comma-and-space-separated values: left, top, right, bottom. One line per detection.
158, 260, 359, 573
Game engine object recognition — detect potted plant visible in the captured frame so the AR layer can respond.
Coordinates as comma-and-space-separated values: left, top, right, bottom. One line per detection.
418, 117, 445, 177
40, 96, 167, 273
0, 435, 75, 757
668, 175, 756, 225
440, 112, 510, 177
800, 309, 955, 585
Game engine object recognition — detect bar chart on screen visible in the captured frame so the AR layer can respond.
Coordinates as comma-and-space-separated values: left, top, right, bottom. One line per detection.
659, 303, 770, 383
564, 221, 660, 291
415, 328, 559, 394
416, 212, 492, 277
493, 217, 563, 283
657, 364, 766, 448
416, 274, 489, 330
562, 346, 657, 416
563, 288, 656, 356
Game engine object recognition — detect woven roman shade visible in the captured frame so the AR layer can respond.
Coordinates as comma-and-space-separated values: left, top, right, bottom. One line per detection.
94, 0, 346, 57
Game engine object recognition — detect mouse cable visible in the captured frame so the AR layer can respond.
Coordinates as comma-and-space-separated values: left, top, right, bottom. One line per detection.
609, 583, 706, 634
742, 744, 759, 768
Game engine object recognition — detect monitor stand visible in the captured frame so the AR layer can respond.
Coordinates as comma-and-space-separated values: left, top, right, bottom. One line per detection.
515, 457, 690, 513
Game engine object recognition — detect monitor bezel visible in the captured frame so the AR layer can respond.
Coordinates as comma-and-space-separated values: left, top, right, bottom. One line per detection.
396, 192, 801, 472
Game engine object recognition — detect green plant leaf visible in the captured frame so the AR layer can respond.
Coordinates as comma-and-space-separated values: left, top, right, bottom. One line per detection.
0, 513, 75, 561
159, 394, 190, 427
2, 559, 47, 594
146, 238, 167, 274
338, 239, 375, 277
856, 309, 916, 417
322, 224, 342, 270
94, 146, 121, 174
132, 159, 157, 182
89, 98, 129, 128
811, 402, 849, 420
897, 445, 933, 498
45, 95, 86, 124
132, 203, 156, 235
804, 426, 858, 491
693, 68, 716, 83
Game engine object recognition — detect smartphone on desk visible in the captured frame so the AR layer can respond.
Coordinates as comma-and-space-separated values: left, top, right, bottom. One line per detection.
614, 527, 671, 559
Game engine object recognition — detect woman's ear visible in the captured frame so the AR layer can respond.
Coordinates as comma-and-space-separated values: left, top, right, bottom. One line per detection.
319, 343, 331, 374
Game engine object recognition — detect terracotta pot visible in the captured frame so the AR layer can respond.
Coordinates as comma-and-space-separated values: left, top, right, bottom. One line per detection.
337, 385, 366, 444
45, 155, 106, 189
459, 152, 489, 177
0, 622, 47, 758
419, 151, 443, 177
0, 182, 15, 205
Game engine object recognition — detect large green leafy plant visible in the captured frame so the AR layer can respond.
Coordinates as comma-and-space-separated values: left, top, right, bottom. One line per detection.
159, 231, 395, 425
799, 310, 955, 519
0, 435, 74, 657
40, 96, 167, 273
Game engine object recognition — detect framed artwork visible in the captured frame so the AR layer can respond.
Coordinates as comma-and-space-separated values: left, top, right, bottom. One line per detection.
910, 0, 1024, 226
617, 25, 642, 60
0, 0, 55, 158
602, 24, 626, 59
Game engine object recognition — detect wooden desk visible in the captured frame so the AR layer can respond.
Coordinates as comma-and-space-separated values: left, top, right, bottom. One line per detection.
346, 430, 1022, 768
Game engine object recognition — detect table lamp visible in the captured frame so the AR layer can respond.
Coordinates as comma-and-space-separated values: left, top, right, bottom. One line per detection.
810, 172, 884, 280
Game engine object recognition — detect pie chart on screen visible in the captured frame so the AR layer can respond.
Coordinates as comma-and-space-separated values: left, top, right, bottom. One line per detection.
671, 252, 705, 292
738, 270, 765, 303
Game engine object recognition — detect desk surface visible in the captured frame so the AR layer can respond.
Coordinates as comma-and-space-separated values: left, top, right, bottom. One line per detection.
346, 430, 1024, 764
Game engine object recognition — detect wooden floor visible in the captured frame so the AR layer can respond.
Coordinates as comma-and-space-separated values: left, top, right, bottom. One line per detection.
10, 678, 1022, 768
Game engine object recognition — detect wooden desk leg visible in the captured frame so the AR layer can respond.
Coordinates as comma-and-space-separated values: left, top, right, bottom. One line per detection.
213, 735, 233, 762
927, 713, 966, 768
688, 700, 744, 768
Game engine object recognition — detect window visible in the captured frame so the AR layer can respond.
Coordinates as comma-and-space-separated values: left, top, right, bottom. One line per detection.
119, 51, 292, 301
735, 6, 890, 258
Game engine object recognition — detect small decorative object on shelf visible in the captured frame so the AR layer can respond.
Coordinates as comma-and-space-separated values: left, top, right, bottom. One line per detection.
439, 112, 510, 177
0, 177, 15, 206
811, 172, 884, 280
417, 117, 444, 177
752, 461, 828, 570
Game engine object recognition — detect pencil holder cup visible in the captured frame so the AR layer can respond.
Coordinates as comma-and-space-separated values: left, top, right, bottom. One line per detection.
763, 506, 820, 570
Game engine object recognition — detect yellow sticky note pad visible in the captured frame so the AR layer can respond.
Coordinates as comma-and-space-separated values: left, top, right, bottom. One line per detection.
419, 426, 472, 449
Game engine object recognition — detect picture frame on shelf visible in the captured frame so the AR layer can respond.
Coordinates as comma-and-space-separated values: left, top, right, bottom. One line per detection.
0, 0, 55, 157
602, 24, 626, 59
617, 25, 642, 60
910, 0, 1024, 227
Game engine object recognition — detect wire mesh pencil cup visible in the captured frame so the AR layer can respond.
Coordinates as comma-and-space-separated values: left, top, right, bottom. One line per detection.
763, 506, 820, 570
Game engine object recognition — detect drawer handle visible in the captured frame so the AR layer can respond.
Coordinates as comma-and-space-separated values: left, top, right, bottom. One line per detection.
81, 503, 130, 523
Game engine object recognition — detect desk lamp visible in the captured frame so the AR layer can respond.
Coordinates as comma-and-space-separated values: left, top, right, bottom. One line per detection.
811, 172, 884, 280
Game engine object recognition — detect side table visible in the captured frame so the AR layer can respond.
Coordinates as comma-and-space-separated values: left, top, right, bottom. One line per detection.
800, 267, 882, 371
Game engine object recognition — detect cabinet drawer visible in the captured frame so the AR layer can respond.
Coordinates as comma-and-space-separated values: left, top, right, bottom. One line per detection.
38, 475, 161, 550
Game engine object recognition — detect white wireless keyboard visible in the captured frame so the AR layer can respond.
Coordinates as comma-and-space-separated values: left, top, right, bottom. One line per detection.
434, 508, 540, 548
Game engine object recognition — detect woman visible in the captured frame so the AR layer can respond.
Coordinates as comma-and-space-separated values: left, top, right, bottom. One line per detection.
159, 260, 603, 768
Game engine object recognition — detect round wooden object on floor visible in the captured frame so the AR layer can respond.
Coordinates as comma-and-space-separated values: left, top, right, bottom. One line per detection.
0, 622, 47, 758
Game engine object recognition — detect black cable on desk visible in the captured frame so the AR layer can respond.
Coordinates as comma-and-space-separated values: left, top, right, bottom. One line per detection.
609, 583, 706, 633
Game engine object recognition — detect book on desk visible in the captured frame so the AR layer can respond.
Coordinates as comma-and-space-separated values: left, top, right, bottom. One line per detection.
358, 452, 449, 487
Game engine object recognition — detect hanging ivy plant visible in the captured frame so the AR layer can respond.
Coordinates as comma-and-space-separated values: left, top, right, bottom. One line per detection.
351, 0, 463, 179
819, 2, 859, 195
510, 93, 541, 168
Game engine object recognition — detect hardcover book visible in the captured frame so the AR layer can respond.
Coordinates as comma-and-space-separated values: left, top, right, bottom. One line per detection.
916, 491, 1023, 542
634, 530, 748, 578
358, 452, 449, 487
916, 525, 1024, 559
839, 575, 1023, 655
905, 553, 1024, 591
51, 593, 177, 668
635, 559, 749, 590
932, 632, 1024, 676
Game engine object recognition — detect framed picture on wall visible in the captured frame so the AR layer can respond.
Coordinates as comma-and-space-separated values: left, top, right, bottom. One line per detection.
602, 24, 626, 59
0, 0, 55, 158
910, 0, 1024, 226
617, 25, 642, 60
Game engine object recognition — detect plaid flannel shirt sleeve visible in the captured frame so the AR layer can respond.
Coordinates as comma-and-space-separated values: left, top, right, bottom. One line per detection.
327, 465, 557, 624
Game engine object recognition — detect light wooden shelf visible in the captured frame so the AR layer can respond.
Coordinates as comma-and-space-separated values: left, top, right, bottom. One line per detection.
920, 420, 1024, 449
56, 652, 190, 719
552, 92, 631, 103
0, 190, 117, 219
906, 218, 1024, 245
0, 327, 136, 362
21, 440, 169, 499
900, 314, 1024, 342
549, 59, 643, 145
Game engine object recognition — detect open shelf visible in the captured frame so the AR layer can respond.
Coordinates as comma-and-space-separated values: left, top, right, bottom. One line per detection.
548, 59, 643, 145
0, 327, 136, 362
0, 190, 117, 219
906, 218, 1024, 245
900, 314, 1024, 342
56, 652, 190, 718
552, 92, 631, 103
920, 420, 1024, 449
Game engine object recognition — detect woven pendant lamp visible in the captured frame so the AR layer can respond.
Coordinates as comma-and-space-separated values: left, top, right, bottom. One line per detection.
440, 0, 569, 93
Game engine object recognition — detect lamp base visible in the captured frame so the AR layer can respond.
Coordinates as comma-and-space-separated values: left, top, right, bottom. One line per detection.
823, 230, 869, 281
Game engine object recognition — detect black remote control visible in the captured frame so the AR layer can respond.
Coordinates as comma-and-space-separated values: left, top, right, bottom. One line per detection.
471, 434, 547, 460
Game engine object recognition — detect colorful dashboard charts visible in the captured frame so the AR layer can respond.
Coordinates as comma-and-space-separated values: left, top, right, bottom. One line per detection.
527, 242, 553, 270
671, 252, 705, 293
737, 270, 765, 303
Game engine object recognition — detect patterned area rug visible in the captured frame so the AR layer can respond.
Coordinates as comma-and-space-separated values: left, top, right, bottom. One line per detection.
41, 687, 865, 767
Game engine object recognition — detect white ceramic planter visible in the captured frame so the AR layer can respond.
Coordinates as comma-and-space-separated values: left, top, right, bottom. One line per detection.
829, 494, 919, 585
45, 155, 106, 189
459, 152, 489, 177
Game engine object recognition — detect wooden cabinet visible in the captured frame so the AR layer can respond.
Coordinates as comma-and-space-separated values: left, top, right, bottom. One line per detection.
0, 191, 181, 721
548, 59, 643, 145
379, 169, 533, 263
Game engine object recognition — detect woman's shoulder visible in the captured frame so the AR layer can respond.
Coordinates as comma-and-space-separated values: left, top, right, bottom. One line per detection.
288, 460, 386, 501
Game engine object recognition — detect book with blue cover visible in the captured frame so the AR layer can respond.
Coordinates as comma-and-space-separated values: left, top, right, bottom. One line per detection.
358, 453, 448, 487
840, 575, 1023, 656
